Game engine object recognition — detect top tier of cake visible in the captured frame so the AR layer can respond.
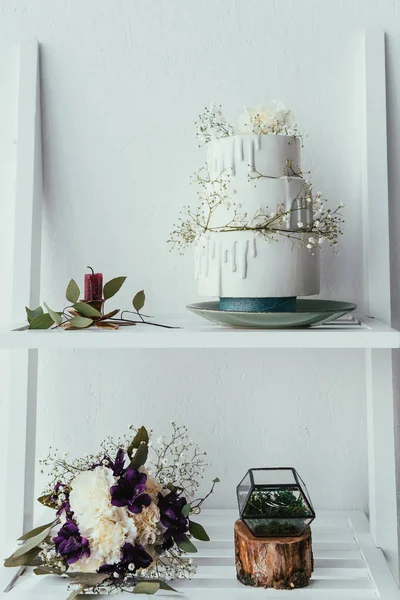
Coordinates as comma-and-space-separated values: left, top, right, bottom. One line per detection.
206, 134, 312, 231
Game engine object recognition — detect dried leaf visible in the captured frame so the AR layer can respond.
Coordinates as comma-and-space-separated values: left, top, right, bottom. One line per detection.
72, 302, 102, 318
68, 316, 93, 329
66, 279, 80, 304
12, 524, 53, 558
189, 520, 210, 541
133, 581, 160, 595
103, 277, 126, 300
44, 303, 62, 326
132, 290, 145, 312
100, 309, 120, 320
178, 534, 197, 553
129, 441, 148, 469
18, 520, 57, 541
25, 306, 43, 324
94, 322, 119, 330
29, 313, 54, 330
4, 547, 41, 567
127, 426, 149, 458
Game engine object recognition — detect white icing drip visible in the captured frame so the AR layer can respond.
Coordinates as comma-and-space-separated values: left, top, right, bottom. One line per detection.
247, 138, 255, 170
231, 241, 237, 272
238, 241, 249, 279
250, 237, 257, 258
195, 237, 258, 282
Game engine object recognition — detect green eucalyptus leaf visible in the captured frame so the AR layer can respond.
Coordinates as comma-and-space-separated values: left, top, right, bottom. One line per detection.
178, 534, 198, 553
127, 426, 149, 458
66, 279, 80, 304
181, 503, 191, 517
68, 316, 93, 328
72, 302, 102, 318
189, 520, 210, 541
132, 290, 145, 312
25, 306, 43, 324
4, 547, 42, 567
129, 441, 148, 469
29, 313, 54, 330
213, 477, 221, 483
133, 581, 160, 595
34, 566, 63, 576
68, 573, 109, 586
44, 303, 62, 326
103, 276, 126, 300
18, 520, 57, 541
12, 523, 53, 558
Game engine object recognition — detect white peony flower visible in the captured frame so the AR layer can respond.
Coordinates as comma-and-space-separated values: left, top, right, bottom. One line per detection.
237, 101, 296, 135
68, 466, 137, 573
133, 502, 161, 547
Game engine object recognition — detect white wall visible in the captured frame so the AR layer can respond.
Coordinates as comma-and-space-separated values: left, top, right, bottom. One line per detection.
2, 0, 400, 516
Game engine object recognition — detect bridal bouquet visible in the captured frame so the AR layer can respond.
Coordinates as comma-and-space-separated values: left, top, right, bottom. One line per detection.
5, 423, 219, 598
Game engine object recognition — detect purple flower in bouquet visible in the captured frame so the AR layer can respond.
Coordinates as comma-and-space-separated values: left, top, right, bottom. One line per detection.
110, 468, 151, 514
53, 520, 90, 565
98, 543, 152, 577
157, 492, 189, 550
110, 448, 127, 477
51, 482, 72, 518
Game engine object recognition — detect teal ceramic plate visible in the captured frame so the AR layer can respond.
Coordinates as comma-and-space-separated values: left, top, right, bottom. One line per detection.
186, 300, 357, 329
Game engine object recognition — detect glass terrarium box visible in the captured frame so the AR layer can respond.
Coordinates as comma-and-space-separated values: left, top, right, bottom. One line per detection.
237, 467, 315, 537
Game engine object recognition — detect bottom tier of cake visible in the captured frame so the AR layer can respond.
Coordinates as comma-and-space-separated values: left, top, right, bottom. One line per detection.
195, 231, 320, 303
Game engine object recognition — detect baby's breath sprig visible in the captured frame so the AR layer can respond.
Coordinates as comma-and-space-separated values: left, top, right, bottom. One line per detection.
195, 103, 236, 146
168, 164, 344, 252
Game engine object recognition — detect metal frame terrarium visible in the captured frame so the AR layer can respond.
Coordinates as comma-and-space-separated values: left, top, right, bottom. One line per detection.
237, 467, 315, 537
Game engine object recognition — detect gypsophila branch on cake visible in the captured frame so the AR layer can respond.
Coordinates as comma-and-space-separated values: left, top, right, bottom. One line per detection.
196, 103, 236, 146
21, 268, 177, 331
168, 164, 344, 252
5, 423, 219, 597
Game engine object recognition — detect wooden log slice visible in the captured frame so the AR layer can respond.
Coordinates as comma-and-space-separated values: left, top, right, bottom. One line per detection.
234, 519, 314, 589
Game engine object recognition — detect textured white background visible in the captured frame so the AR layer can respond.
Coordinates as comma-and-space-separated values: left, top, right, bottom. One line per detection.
1, 0, 400, 524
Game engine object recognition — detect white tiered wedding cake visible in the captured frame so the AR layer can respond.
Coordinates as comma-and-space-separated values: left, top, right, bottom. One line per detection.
169, 102, 343, 312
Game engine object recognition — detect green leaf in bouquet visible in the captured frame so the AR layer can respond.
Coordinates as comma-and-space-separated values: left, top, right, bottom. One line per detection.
44, 303, 62, 326
18, 520, 57, 541
127, 426, 149, 458
12, 523, 54, 558
72, 302, 102, 318
67, 573, 109, 586
181, 503, 191, 517
103, 276, 126, 300
25, 306, 43, 324
34, 565, 63, 576
189, 520, 210, 541
68, 316, 93, 328
66, 279, 80, 303
4, 547, 42, 567
67, 585, 84, 600
37, 493, 53, 508
132, 290, 145, 312
213, 477, 221, 483
129, 441, 148, 469
178, 534, 198, 553
29, 313, 54, 330
133, 581, 160, 595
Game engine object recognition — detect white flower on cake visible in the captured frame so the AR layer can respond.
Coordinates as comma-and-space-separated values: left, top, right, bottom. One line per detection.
237, 101, 297, 136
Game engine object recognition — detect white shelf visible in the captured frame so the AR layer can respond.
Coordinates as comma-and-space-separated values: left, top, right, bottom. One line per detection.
2, 509, 399, 599
0, 314, 398, 350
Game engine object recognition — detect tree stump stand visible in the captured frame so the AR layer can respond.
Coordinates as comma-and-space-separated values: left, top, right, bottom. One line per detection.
234, 519, 314, 590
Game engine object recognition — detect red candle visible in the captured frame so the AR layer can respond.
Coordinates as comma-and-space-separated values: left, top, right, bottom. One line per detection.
84, 267, 103, 301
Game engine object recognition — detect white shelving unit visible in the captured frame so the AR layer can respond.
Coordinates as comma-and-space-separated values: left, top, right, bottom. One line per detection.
2, 31, 400, 599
